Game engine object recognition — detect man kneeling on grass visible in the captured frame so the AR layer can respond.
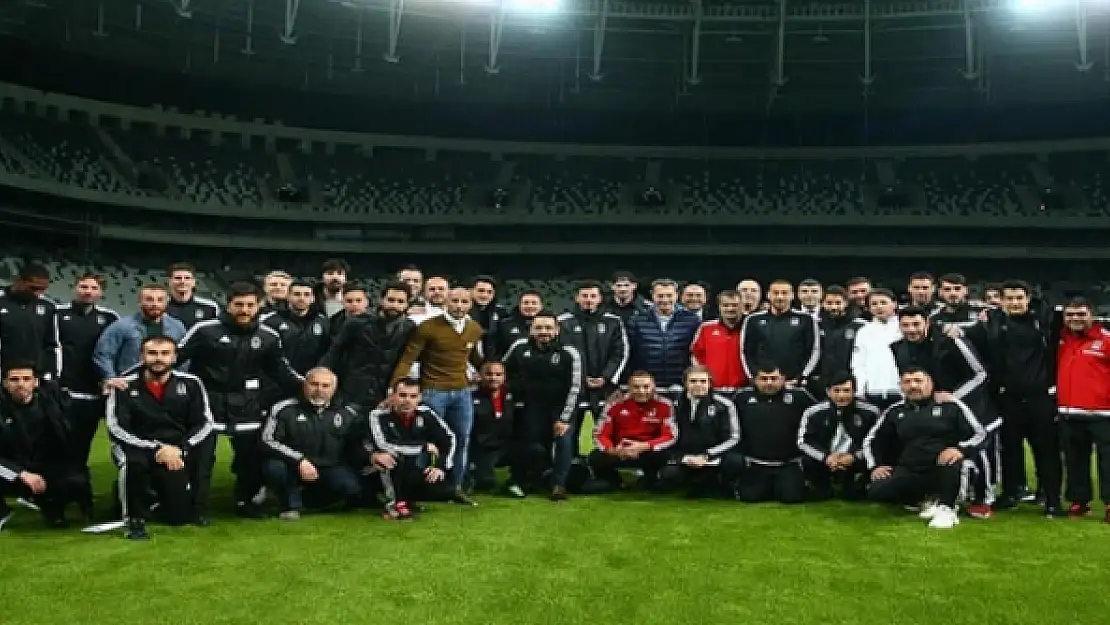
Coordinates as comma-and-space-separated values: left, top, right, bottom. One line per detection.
658, 365, 742, 498
862, 366, 986, 530
368, 377, 457, 521
262, 368, 364, 521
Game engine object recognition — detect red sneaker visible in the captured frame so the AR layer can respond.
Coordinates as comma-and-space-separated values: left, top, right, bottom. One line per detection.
1068, 502, 1091, 518
966, 503, 993, 519
382, 501, 415, 521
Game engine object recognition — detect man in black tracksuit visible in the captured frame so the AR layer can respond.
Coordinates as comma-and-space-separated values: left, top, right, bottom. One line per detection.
0, 264, 61, 383
469, 361, 516, 492
166, 262, 220, 330
261, 369, 363, 518
320, 281, 415, 409
740, 280, 821, 385
367, 378, 457, 521
604, 270, 650, 324
0, 363, 91, 529
810, 286, 864, 398
733, 362, 815, 503
261, 280, 330, 407
558, 281, 628, 445
960, 280, 1061, 513
797, 371, 881, 500
55, 274, 120, 472
501, 311, 582, 500
659, 366, 742, 497
105, 337, 215, 538
863, 367, 986, 526
470, 275, 509, 359
177, 282, 304, 518
492, 290, 543, 358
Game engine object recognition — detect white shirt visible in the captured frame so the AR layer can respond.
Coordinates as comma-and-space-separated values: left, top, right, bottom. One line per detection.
657, 313, 673, 332
851, 315, 902, 396
443, 312, 467, 334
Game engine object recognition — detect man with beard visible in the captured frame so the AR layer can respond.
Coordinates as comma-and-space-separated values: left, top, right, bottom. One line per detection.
311, 258, 349, 319
262, 280, 330, 408
797, 371, 880, 500
846, 277, 872, 320
810, 286, 864, 397
327, 283, 370, 343
930, 273, 991, 336
740, 279, 820, 388
587, 371, 677, 492
105, 337, 215, 538
891, 306, 993, 518
261, 271, 292, 315
390, 286, 484, 505
680, 282, 709, 320
732, 362, 814, 504
396, 264, 425, 311
492, 290, 543, 358
1055, 297, 1110, 521
956, 280, 1060, 515
559, 281, 628, 439
177, 282, 304, 518
627, 279, 701, 400
691, 290, 747, 395
55, 273, 119, 475
796, 279, 823, 318
736, 279, 763, 315
501, 312, 582, 501
850, 289, 902, 412
604, 271, 649, 324
904, 271, 940, 312
470, 275, 508, 359
165, 263, 220, 330
95, 285, 187, 387
368, 378, 456, 521
658, 366, 741, 497
322, 281, 415, 409
0, 362, 91, 530
863, 367, 985, 530
262, 368, 363, 521
0, 263, 61, 382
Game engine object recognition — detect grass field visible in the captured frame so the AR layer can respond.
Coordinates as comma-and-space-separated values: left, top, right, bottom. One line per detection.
3, 432, 1110, 625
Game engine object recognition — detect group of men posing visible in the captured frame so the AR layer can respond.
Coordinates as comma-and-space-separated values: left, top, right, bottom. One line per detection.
0, 260, 1107, 537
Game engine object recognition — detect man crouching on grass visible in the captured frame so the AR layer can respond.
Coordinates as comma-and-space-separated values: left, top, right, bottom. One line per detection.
368, 377, 457, 521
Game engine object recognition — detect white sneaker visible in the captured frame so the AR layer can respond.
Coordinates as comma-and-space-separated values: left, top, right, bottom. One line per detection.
0, 511, 13, 531
251, 487, 268, 506
918, 500, 939, 519
927, 505, 960, 529
278, 510, 301, 521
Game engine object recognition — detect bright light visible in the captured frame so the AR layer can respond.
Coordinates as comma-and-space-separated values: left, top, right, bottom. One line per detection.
1012, 0, 1069, 12
460, 0, 562, 13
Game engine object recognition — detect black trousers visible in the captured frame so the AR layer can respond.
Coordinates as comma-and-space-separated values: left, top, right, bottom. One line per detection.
263, 459, 361, 511
0, 464, 91, 522
116, 436, 215, 523
1061, 417, 1110, 505
737, 460, 806, 504
469, 445, 512, 490
587, 449, 668, 490
66, 395, 104, 472
658, 453, 744, 496
868, 463, 965, 508
228, 429, 264, 504
803, 458, 869, 501
997, 391, 1061, 503
377, 453, 452, 504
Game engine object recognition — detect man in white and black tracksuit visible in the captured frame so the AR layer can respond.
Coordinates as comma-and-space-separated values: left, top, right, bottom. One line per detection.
261, 280, 330, 408
740, 280, 820, 387
56, 274, 120, 473
262, 369, 363, 518
105, 336, 215, 539
177, 283, 304, 518
658, 365, 742, 497
797, 371, 881, 500
558, 281, 628, 449
502, 311, 582, 500
0, 264, 62, 383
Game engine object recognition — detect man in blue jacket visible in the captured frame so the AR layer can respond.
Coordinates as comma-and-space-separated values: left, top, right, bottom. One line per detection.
93, 285, 187, 391
626, 278, 701, 401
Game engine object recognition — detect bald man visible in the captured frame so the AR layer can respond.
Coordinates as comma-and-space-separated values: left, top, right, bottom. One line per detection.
262, 368, 364, 520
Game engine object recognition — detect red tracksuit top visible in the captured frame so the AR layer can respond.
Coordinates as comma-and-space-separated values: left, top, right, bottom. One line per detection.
594, 397, 678, 452
690, 319, 747, 390
1057, 322, 1110, 418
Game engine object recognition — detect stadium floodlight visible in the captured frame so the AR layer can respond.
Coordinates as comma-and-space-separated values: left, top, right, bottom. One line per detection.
462, 0, 562, 14
1011, 0, 1068, 12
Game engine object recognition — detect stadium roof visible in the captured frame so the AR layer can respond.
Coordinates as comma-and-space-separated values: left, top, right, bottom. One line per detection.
3, 0, 1108, 112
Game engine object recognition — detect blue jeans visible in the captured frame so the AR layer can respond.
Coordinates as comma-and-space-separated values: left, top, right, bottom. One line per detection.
423, 388, 474, 488
263, 459, 361, 511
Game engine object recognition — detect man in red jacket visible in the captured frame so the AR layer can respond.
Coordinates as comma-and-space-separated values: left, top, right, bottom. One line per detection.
1056, 297, 1110, 521
586, 371, 677, 493
690, 290, 747, 396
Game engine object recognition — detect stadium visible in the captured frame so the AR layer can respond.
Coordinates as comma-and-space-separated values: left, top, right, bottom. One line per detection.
2, 0, 1110, 622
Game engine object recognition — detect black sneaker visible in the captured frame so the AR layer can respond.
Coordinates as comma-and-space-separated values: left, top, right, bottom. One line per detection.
993, 496, 1019, 511
235, 502, 268, 519
550, 486, 568, 503
125, 518, 150, 541
450, 489, 479, 507
43, 515, 69, 529
1044, 502, 1061, 519
191, 515, 212, 527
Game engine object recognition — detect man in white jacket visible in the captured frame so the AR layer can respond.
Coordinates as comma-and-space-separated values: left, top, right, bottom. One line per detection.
850, 289, 903, 411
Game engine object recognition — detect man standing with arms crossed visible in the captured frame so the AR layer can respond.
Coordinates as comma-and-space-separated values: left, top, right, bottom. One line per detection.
391, 286, 484, 506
